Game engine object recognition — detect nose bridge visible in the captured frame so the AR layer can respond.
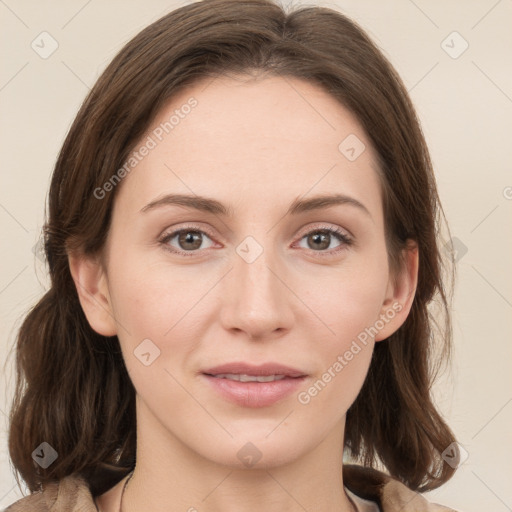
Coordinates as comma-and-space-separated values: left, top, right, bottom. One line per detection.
235, 233, 282, 308
220, 233, 293, 337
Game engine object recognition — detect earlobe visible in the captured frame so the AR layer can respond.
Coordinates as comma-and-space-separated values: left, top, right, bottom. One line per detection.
68, 251, 118, 337
374, 240, 419, 342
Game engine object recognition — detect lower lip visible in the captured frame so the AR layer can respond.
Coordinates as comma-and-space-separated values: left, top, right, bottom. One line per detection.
202, 374, 306, 408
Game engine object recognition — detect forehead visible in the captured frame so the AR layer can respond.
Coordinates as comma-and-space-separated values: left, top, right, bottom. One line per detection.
113, 74, 383, 222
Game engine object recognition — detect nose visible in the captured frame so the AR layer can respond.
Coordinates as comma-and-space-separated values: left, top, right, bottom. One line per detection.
219, 238, 295, 341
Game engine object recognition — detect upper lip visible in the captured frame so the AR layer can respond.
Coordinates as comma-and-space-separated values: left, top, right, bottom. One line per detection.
202, 362, 307, 378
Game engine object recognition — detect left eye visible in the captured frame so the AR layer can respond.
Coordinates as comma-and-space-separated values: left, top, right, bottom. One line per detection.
295, 228, 352, 252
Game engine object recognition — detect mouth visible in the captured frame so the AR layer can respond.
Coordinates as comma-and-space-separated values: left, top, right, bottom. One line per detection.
201, 362, 308, 408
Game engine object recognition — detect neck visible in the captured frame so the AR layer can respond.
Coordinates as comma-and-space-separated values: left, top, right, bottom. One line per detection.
122, 399, 356, 512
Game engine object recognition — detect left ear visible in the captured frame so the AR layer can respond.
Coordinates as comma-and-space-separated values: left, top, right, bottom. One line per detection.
374, 239, 419, 342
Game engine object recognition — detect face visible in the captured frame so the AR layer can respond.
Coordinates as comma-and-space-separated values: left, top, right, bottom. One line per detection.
73, 74, 416, 470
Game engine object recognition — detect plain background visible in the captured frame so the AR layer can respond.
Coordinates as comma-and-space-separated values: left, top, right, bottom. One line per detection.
0, 0, 511, 510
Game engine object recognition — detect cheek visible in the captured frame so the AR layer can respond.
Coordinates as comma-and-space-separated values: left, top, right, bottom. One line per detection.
105, 253, 226, 396
107, 255, 214, 341
289, 291, 385, 449
106, 257, 208, 408
306, 250, 389, 344
296, 250, 388, 403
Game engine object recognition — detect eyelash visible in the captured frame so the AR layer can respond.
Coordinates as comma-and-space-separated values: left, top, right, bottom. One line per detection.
158, 224, 353, 258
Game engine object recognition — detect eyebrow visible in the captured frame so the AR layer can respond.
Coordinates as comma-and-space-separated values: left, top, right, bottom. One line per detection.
140, 193, 372, 219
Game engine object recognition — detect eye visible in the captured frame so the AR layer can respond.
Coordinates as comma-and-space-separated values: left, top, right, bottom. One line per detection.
294, 226, 353, 255
158, 224, 353, 258
159, 226, 216, 256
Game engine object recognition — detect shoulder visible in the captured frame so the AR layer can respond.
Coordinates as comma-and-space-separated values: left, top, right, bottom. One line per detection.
3, 465, 461, 512
343, 464, 461, 512
3, 474, 96, 512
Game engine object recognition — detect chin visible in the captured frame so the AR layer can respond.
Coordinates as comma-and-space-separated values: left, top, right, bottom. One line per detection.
192, 425, 314, 470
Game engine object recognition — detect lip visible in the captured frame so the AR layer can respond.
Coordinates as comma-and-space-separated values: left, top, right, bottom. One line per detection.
203, 362, 307, 378
201, 362, 308, 408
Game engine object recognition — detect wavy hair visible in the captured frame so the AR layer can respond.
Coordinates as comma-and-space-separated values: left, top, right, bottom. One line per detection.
7, 0, 458, 497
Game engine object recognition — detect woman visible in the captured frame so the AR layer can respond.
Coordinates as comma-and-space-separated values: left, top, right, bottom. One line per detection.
5, 0, 462, 510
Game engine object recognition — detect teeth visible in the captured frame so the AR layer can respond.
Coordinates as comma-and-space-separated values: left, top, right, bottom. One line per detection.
213, 373, 287, 382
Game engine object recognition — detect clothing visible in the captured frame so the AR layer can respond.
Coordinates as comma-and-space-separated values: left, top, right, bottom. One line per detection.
347, 488, 381, 511
3, 464, 458, 512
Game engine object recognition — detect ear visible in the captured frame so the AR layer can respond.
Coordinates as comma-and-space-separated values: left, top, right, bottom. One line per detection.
68, 251, 118, 336
374, 240, 419, 342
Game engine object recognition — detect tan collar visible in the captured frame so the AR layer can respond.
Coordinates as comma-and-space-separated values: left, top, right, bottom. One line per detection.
342, 464, 457, 511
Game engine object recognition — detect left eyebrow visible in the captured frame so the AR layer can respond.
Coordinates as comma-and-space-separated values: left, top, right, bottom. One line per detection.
287, 193, 372, 219
140, 193, 372, 219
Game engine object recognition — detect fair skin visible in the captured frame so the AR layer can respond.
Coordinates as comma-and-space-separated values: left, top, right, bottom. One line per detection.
69, 74, 418, 512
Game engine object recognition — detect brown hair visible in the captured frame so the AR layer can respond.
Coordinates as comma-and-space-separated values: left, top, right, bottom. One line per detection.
7, 0, 458, 497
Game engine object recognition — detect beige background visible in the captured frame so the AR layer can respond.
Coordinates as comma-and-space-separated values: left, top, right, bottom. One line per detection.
1, 0, 511, 510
